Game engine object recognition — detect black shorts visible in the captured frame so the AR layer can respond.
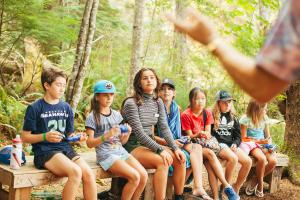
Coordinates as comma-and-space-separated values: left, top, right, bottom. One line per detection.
34, 149, 80, 169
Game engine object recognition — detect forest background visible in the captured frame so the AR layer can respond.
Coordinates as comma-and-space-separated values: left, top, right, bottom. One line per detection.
2, 0, 299, 185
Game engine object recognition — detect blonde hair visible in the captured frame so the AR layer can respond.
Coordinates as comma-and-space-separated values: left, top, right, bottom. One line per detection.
246, 99, 266, 128
212, 101, 236, 130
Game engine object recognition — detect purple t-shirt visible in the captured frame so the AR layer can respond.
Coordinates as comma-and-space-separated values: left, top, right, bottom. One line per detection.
257, 0, 300, 82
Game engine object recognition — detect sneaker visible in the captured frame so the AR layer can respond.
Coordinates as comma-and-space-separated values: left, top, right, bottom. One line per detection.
224, 186, 240, 200
174, 194, 184, 200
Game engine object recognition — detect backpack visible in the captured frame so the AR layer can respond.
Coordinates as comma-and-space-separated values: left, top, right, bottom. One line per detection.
0, 145, 26, 165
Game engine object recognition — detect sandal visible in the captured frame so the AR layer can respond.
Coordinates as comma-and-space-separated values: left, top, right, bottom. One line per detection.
255, 188, 264, 198
188, 193, 213, 200
245, 183, 257, 196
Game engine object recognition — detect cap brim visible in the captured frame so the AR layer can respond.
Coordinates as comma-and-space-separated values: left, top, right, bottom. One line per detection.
161, 83, 175, 89
219, 97, 236, 102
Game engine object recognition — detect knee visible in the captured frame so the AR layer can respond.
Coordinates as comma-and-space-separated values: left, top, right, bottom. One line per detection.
204, 149, 215, 160
257, 156, 267, 165
82, 166, 95, 183
244, 157, 253, 168
228, 154, 238, 165
128, 170, 140, 186
139, 169, 148, 185
268, 157, 277, 167
68, 165, 82, 182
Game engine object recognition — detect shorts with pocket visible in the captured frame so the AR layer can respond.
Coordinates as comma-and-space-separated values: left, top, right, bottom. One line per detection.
34, 149, 80, 169
239, 141, 260, 155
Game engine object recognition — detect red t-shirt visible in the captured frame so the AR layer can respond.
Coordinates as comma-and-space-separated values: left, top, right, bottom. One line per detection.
181, 108, 214, 135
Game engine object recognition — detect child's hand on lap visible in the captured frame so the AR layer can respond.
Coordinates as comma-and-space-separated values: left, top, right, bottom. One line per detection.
46, 131, 63, 143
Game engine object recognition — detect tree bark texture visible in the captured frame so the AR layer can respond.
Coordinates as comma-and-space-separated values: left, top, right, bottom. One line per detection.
285, 80, 300, 185
66, 0, 94, 104
66, 0, 99, 111
126, 0, 145, 96
172, 0, 188, 78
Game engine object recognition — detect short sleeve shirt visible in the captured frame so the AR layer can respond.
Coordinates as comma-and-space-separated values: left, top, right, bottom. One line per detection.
22, 99, 74, 156
239, 115, 270, 140
181, 108, 214, 135
256, 0, 300, 82
85, 109, 129, 163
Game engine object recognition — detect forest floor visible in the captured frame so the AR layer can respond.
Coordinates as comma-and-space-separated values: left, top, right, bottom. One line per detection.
1, 133, 299, 200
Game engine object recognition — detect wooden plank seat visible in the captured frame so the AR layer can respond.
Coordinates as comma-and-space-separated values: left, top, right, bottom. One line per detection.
0, 152, 155, 200
166, 153, 289, 200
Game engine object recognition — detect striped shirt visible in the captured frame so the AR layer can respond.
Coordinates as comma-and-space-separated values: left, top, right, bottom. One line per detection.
123, 94, 178, 152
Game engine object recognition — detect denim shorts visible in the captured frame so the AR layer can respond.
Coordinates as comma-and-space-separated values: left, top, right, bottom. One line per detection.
219, 143, 230, 150
34, 149, 80, 169
99, 153, 131, 171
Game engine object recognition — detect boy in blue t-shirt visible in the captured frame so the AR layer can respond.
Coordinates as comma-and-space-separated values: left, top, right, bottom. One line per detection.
22, 67, 97, 200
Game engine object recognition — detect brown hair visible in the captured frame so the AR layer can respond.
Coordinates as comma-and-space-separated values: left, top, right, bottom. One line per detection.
41, 67, 68, 90
90, 94, 101, 127
246, 99, 266, 128
212, 100, 236, 130
132, 68, 160, 105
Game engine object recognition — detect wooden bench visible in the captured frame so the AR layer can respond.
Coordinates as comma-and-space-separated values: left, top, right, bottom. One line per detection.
248, 152, 289, 193
166, 153, 289, 199
0, 152, 155, 200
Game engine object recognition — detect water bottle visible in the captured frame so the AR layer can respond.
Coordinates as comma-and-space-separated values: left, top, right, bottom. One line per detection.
10, 135, 23, 170
119, 125, 128, 134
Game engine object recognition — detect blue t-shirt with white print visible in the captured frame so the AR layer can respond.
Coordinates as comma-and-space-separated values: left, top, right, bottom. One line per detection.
23, 98, 74, 156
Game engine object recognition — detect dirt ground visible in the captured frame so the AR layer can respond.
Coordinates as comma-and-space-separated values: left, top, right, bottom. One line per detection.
30, 177, 300, 200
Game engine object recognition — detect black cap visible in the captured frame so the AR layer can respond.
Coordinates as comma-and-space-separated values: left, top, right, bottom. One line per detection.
161, 78, 175, 89
215, 90, 236, 101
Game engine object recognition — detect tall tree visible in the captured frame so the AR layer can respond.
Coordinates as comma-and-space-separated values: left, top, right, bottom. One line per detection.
126, 0, 145, 96
172, 0, 188, 78
284, 80, 300, 185
66, 0, 99, 111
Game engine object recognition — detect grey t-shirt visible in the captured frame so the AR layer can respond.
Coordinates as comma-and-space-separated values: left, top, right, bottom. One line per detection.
85, 109, 129, 163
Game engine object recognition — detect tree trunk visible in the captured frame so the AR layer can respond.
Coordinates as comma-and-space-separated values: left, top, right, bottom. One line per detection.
284, 80, 300, 185
66, 0, 99, 111
126, 0, 145, 96
172, 0, 188, 79
66, 0, 94, 103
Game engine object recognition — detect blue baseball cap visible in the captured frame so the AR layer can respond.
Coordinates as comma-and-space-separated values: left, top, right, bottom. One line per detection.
93, 80, 116, 94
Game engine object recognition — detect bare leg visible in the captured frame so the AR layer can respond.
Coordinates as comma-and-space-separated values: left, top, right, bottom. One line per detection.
74, 158, 97, 200
264, 152, 277, 177
109, 159, 140, 200
164, 147, 186, 195
125, 156, 148, 200
232, 149, 252, 194
44, 153, 82, 200
132, 146, 169, 200
250, 148, 267, 192
204, 160, 219, 200
184, 143, 208, 196
218, 147, 238, 184
203, 148, 230, 188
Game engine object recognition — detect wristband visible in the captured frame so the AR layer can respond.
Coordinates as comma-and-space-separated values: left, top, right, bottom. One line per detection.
156, 147, 163, 155
42, 132, 47, 141
206, 37, 222, 52
100, 135, 105, 142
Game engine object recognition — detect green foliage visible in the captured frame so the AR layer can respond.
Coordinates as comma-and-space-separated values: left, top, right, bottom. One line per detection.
0, 0, 285, 138
0, 86, 26, 137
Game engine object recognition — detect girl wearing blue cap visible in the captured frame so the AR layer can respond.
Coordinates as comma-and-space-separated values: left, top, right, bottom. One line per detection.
85, 80, 148, 200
